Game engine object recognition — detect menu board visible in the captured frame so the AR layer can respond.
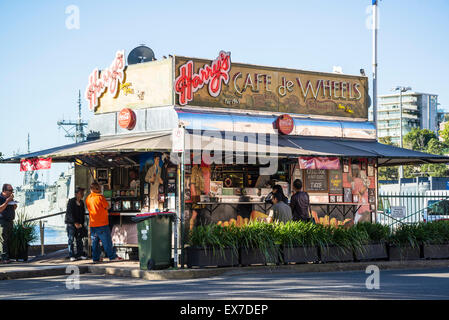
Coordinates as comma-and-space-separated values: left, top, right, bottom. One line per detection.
329, 170, 343, 194
305, 169, 328, 192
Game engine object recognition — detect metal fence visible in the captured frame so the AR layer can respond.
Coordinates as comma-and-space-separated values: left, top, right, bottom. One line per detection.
377, 191, 449, 229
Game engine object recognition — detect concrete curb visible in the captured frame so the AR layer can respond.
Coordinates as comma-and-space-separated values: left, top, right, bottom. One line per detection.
1, 260, 449, 281
0, 266, 89, 281
86, 259, 449, 281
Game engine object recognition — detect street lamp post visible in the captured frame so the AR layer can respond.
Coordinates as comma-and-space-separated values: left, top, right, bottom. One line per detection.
372, 0, 378, 136
392, 86, 412, 180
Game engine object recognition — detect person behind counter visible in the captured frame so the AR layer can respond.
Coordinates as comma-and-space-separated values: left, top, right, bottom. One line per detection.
290, 179, 312, 222
86, 182, 123, 263
65, 187, 87, 261
129, 169, 140, 190
266, 192, 292, 223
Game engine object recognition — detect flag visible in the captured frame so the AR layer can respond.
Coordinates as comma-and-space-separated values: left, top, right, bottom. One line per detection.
20, 158, 52, 171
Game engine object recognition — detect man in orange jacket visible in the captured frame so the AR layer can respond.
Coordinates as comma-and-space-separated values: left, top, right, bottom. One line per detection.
85, 182, 122, 263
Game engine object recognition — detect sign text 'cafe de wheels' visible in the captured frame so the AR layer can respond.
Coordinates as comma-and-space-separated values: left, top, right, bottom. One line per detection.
4, 47, 447, 266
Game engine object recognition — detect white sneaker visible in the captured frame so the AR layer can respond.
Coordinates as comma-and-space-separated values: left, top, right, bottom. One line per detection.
70, 257, 77, 262
79, 256, 87, 260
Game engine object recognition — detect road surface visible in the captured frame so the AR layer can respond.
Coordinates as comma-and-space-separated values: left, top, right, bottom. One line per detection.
1, 267, 449, 300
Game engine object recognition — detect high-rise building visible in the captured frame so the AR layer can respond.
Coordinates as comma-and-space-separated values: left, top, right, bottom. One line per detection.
370, 92, 438, 145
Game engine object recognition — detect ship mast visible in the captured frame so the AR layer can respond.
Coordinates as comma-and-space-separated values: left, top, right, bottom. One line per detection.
57, 90, 88, 143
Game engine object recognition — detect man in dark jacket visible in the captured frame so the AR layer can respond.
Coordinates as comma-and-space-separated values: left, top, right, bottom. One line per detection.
290, 179, 311, 222
65, 187, 87, 261
0, 184, 16, 263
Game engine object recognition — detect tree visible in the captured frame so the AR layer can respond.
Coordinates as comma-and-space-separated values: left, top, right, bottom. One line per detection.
377, 136, 398, 181
402, 129, 449, 178
438, 122, 449, 145
403, 128, 437, 152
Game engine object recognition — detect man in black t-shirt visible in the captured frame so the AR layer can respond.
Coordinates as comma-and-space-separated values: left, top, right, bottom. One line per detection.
65, 187, 87, 261
290, 179, 312, 222
0, 184, 16, 263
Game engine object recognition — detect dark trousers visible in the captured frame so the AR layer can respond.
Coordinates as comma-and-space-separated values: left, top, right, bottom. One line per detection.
66, 224, 85, 258
0, 220, 13, 261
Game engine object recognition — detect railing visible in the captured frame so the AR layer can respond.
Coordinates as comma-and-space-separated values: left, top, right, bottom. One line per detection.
24, 211, 89, 256
377, 192, 449, 230
24, 211, 67, 256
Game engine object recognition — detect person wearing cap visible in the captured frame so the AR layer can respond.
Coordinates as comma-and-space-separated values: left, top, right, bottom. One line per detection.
65, 187, 87, 261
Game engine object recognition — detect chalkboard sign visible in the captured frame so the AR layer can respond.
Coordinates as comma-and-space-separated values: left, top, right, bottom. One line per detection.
329, 170, 343, 194
305, 169, 328, 192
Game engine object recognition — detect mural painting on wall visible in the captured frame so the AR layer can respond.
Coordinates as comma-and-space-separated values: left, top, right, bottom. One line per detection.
343, 158, 375, 223
140, 152, 171, 212
310, 157, 375, 226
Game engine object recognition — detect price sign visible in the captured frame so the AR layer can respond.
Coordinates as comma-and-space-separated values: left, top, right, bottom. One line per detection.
305, 169, 328, 192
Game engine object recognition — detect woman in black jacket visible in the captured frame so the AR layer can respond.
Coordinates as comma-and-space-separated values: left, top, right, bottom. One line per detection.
271, 184, 289, 205
65, 187, 87, 261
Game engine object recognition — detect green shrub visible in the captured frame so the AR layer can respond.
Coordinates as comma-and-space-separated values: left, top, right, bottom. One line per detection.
353, 222, 391, 243
273, 220, 327, 247
189, 224, 239, 250
417, 220, 449, 245
5, 213, 38, 259
389, 224, 421, 248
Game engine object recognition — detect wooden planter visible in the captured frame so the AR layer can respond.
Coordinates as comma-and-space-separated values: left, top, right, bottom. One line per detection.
320, 245, 354, 263
282, 245, 319, 264
422, 243, 449, 259
186, 247, 239, 268
354, 243, 388, 261
240, 247, 280, 266
388, 244, 421, 261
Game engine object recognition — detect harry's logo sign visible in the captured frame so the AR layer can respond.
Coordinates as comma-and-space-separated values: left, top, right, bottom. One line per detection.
85, 50, 125, 111
175, 51, 231, 105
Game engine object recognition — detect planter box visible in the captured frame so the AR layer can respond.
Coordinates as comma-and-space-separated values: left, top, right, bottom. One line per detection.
354, 243, 388, 261
282, 245, 319, 264
186, 247, 239, 268
388, 245, 421, 261
422, 243, 449, 259
320, 245, 354, 263
240, 247, 280, 266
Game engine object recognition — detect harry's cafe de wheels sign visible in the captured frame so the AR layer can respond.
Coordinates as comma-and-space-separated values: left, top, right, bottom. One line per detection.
85, 50, 369, 130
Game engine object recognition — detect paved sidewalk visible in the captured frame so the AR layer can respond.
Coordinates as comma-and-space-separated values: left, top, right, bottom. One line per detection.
1, 255, 449, 281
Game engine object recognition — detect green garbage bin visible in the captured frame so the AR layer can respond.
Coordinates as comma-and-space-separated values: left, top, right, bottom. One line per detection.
133, 212, 175, 270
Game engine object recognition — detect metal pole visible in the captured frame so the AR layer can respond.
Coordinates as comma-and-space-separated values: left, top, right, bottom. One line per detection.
39, 220, 45, 256
399, 90, 404, 180
174, 163, 180, 269
372, 0, 378, 138
180, 144, 185, 268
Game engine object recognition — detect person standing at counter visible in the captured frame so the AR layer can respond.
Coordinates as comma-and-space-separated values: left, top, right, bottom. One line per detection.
266, 192, 292, 223
272, 185, 289, 204
86, 182, 122, 263
145, 155, 163, 211
290, 179, 312, 222
65, 187, 87, 261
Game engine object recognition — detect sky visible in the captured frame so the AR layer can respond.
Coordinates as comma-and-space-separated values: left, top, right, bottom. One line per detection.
0, 0, 449, 188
